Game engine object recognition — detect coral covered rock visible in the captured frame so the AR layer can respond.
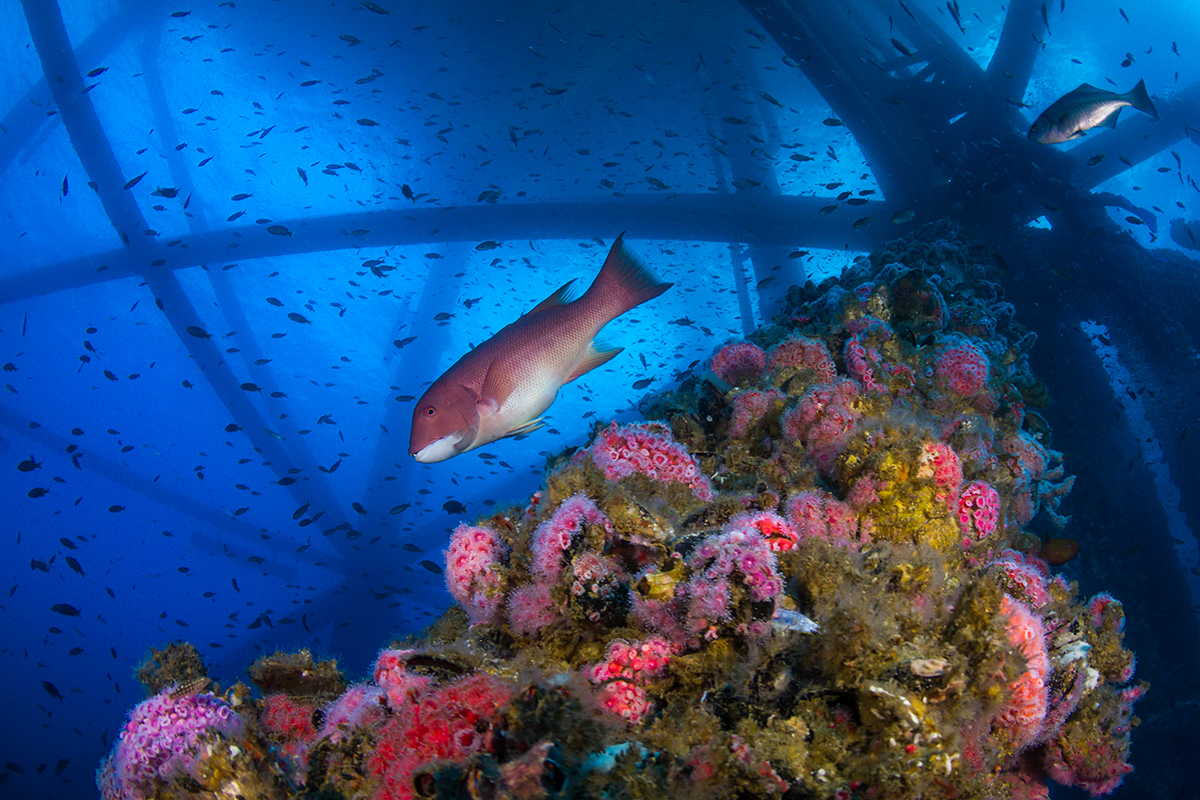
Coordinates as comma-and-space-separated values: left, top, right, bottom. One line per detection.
101, 225, 1144, 800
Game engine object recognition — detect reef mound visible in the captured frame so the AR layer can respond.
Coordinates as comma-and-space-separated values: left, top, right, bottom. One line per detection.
99, 224, 1143, 800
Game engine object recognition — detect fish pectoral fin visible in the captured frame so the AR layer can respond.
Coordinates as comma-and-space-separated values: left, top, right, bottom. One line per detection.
1068, 130, 1087, 140
565, 340, 624, 382
1098, 107, 1123, 129
478, 362, 517, 413
527, 279, 580, 315
504, 416, 545, 438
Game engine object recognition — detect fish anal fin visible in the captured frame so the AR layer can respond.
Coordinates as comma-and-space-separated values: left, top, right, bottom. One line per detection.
527, 279, 579, 315
504, 416, 546, 438
478, 364, 516, 414
566, 340, 623, 382
1098, 107, 1123, 129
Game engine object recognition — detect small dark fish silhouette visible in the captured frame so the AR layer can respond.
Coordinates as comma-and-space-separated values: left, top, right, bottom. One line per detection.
442, 500, 467, 514
42, 681, 64, 701
419, 560, 443, 575
51, 603, 82, 616
18, 456, 41, 472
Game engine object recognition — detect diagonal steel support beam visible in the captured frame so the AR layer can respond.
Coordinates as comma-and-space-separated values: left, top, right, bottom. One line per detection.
0, 401, 347, 569
20, 0, 352, 538
1, 0, 158, 175
136, 23, 355, 550
985, 0, 1045, 102
20, 0, 407, 661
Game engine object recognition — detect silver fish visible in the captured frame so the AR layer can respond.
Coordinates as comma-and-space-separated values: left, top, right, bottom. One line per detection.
1028, 79, 1158, 144
772, 607, 820, 634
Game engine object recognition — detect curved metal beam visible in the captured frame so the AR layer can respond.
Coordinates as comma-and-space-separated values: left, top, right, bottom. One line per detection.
0, 194, 893, 305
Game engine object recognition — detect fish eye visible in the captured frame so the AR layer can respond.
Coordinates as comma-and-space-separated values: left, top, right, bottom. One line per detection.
424, 406, 436, 417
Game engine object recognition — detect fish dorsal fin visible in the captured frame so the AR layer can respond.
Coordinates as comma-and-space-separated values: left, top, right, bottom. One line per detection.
478, 362, 516, 414
566, 340, 624, 383
1075, 82, 1106, 95
527, 279, 580, 315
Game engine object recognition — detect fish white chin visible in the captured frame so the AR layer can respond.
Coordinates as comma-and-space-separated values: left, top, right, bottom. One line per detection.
412, 434, 465, 463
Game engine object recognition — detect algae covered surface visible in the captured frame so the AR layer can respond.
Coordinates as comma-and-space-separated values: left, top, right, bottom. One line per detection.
99, 225, 1143, 800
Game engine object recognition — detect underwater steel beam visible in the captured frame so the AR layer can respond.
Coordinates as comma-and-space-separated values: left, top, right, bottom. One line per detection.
738, 0, 926, 201
137, 26, 357, 556
0, 401, 350, 570
23, 0, 390, 662
985, 0, 1044, 102
22, 0, 360, 552
354, 248, 467, 545
708, 51, 798, 323
0, 195, 893, 305
1, 0, 158, 176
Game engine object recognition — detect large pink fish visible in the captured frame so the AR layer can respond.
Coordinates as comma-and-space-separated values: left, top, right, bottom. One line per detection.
409, 234, 673, 463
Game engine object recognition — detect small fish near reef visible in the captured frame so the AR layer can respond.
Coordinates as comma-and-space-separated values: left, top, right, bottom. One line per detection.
409, 233, 673, 463
1028, 79, 1158, 144
1038, 537, 1080, 566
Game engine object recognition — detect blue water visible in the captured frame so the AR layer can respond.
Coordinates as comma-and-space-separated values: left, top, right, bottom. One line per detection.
1, 0, 1198, 798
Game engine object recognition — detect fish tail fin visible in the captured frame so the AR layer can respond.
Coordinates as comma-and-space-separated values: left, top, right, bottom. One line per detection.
587, 232, 674, 318
1126, 79, 1159, 121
